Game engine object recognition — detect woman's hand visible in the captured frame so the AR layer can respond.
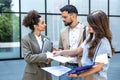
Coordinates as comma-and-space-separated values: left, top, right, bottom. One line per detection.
47, 58, 52, 64
67, 74, 82, 78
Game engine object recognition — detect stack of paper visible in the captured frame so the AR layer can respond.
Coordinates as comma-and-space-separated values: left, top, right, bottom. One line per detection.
46, 51, 75, 63
42, 66, 71, 76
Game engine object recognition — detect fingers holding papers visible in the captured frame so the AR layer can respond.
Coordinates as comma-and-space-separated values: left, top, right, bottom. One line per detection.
52, 50, 62, 56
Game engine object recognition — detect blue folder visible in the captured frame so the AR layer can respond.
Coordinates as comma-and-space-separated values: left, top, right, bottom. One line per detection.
67, 64, 94, 75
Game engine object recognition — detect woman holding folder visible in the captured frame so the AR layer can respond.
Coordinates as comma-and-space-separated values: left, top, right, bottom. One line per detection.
53, 10, 114, 80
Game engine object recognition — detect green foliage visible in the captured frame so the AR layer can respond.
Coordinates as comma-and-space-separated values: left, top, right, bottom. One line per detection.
0, 0, 19, 42
0, 14, 12, 42
0, 0, 12, 12
0, 13, 19, 42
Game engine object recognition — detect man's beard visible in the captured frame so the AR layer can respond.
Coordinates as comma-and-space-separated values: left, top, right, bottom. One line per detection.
64, 21, 73, 26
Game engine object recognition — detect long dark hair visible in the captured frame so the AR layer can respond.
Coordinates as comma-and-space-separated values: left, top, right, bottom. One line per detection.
87, 10, 114, 59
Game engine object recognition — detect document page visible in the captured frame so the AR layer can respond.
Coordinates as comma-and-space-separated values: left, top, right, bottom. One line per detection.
42, 66, 71, 76
42, 65, 94, 76
46, 51, 75, 63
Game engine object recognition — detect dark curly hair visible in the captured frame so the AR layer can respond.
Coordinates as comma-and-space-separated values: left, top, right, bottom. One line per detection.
87, 10, 115, 59
22, 10, 41, 31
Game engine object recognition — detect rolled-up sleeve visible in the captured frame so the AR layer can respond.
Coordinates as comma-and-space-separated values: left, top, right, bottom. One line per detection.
95, 54, 108, 64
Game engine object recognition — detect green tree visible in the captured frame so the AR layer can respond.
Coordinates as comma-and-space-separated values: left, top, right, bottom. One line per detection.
0, 0, 12, 12
0, 14, 12, 42
0, 0, 19, 42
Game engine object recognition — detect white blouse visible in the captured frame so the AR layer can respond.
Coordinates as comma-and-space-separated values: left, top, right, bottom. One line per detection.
35, 35, 43, 50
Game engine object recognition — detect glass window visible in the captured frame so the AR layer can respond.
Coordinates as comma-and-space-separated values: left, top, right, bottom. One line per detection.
109, 17, 120, 51
110, 0, 120, 15
78, 16, 87, 26
70, 0, 89, 14
47, 0, 68, 13
11, 0, 19, 12
1, 0, 120, 60
0, 0, 19, 12
0, 13, 20, 59
21, 14, 31, 38
91, 0, 108, 14
21, 0, 45, 13
47, 15, 64, 48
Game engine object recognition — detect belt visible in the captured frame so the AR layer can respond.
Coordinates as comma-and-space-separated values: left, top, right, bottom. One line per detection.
66, 63, 78, 66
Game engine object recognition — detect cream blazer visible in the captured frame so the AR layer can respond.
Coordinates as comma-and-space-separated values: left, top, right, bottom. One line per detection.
59, 23, 87, 66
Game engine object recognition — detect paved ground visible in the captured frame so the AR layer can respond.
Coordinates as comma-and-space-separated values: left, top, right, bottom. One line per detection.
0, 53, 120, 80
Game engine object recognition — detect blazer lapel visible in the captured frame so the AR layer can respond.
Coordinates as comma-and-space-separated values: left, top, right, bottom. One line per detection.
64, 27, 70, 49
41, 35, 53, 52
29, 33, 41, 53
41, 35, 45, 51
